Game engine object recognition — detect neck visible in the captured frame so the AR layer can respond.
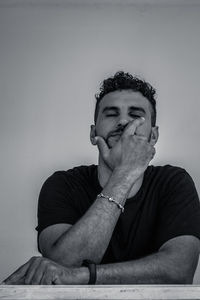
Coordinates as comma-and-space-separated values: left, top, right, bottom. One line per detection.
97, 156, 144, 199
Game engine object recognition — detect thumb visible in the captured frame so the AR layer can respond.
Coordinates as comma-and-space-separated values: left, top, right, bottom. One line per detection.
95, 136, 109, 159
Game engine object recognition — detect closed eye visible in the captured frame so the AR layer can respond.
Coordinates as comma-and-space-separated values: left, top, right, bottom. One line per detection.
106, 113, 118, 117
129, 114, 141, 119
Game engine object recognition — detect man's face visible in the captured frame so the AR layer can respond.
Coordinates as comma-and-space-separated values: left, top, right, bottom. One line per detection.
91, 90, 157, 149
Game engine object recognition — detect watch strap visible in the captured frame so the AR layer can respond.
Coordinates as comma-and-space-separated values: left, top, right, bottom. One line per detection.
82, 259, 96, 284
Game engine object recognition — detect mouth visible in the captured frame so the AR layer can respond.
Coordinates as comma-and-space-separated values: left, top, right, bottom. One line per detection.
106, 133, 122, 148
109, 133, 121, 138
108, 130, 124, 138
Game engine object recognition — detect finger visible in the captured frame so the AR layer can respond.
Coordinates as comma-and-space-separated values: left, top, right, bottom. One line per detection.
3, 260, 32, 284
9, 276, 26, 285
134, 134, 148, 141
30, 263, 46, 285
1, 279, 25, 285
95, 136, 109, 158
24, 257, 43, 285
122, 117, 145, 138
40, 272, 53, 285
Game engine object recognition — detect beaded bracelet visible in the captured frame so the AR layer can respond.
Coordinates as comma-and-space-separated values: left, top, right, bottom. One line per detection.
97, 192, 124, 213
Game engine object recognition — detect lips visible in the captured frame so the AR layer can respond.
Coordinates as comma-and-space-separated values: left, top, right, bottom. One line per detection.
107, 133, 122, 148
108, 132, 122, 138
107, 133, 122, 141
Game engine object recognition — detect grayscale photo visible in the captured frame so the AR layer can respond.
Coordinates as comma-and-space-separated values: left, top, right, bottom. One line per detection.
0, 0, 200, 292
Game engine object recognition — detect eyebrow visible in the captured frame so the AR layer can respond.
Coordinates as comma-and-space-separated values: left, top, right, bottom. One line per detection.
102, 106, 119, 113
102, 106, 146, 114
129, 106, 146, 114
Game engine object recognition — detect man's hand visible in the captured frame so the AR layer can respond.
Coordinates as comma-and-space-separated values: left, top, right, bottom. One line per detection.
95, 118, 155, 174
2, 256, 87, 285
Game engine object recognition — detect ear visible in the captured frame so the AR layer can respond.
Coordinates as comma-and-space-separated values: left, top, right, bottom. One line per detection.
150, 126, 159, 146
90, 125, 97, 145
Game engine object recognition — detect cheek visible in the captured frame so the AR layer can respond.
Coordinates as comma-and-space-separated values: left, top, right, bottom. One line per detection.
95, 120, 114, 137
135, 122, 151, 137
96, 127, 109, 138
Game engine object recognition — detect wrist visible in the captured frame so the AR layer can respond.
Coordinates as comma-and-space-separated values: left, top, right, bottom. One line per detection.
103, 169, 135, 204
79, 266, 90, 284
76, 266, 90, 284
112, 166, 141, 185
62, 267, 90, 285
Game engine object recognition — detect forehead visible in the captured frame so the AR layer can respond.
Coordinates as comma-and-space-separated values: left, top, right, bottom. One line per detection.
98, 90, 151, 112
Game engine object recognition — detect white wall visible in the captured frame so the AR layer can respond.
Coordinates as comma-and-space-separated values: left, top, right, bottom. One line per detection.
0, 0, 200, 283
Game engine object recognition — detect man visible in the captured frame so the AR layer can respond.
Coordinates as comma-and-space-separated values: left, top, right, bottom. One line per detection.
3, 71, 200, 285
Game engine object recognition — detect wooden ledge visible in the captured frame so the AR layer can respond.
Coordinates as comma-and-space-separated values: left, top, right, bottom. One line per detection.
1, 285, 200, 299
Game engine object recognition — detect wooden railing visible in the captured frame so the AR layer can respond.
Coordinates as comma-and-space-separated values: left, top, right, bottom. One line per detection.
1, 285, 200, 299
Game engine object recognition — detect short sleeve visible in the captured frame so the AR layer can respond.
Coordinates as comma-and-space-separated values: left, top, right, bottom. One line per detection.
35, 171, 80, 236
153, 170, 200, 250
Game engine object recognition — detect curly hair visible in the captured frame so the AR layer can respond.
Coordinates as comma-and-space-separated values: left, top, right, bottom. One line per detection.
94, 71, 157, 126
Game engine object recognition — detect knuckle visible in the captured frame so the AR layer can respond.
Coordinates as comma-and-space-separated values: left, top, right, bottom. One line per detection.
30, 256, 40, 262
48, 264, 55, 271
132, 134, 138, 141
41, 259, 49, 266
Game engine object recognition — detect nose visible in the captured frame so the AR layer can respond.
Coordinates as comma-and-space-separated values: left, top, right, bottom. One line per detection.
117, 116, 131, 128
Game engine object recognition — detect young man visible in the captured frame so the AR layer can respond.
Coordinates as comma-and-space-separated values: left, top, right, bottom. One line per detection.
3, 71, 200, 285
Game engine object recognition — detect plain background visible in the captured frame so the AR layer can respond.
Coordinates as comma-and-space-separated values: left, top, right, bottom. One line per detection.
0, 0, 200, 283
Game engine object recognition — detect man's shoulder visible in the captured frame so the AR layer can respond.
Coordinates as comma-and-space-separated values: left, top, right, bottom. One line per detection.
146, 164, 195, 191
52, 164, 97, 177
39, 164, 99, 200
148, 164, 188, 177
43, 164, 98, 187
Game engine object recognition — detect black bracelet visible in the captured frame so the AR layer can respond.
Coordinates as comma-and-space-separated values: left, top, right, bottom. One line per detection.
82, 260, 96, 284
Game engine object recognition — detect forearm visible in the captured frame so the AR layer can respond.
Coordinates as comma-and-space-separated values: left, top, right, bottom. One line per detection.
47, 169, 138, 267
95, 250, 193, 284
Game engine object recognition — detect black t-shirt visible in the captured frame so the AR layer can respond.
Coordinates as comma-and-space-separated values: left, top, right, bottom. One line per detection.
36, 164, 200, 263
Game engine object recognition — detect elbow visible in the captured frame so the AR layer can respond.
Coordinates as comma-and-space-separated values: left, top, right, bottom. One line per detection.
164, 267, 194, 284
42, 244, 89, 268
40, 246, 59, 263
158, 239, 199, 284
40, 238, 102, 267
158, 256, 195, 284
169, 273, 193, 284
48, 242, 102, 267
41, 245, 78, 267
165, 256, 198, 284
170, 275, 193, 284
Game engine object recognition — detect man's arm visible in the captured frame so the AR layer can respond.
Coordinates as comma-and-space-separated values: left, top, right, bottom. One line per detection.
3, 235, 199, 284
39, 119, 154, 267
95, 235, 200, 284
39, 167, 141, 266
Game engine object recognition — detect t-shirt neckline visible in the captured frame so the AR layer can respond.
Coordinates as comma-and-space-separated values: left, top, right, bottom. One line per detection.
94, 165, 152, 203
